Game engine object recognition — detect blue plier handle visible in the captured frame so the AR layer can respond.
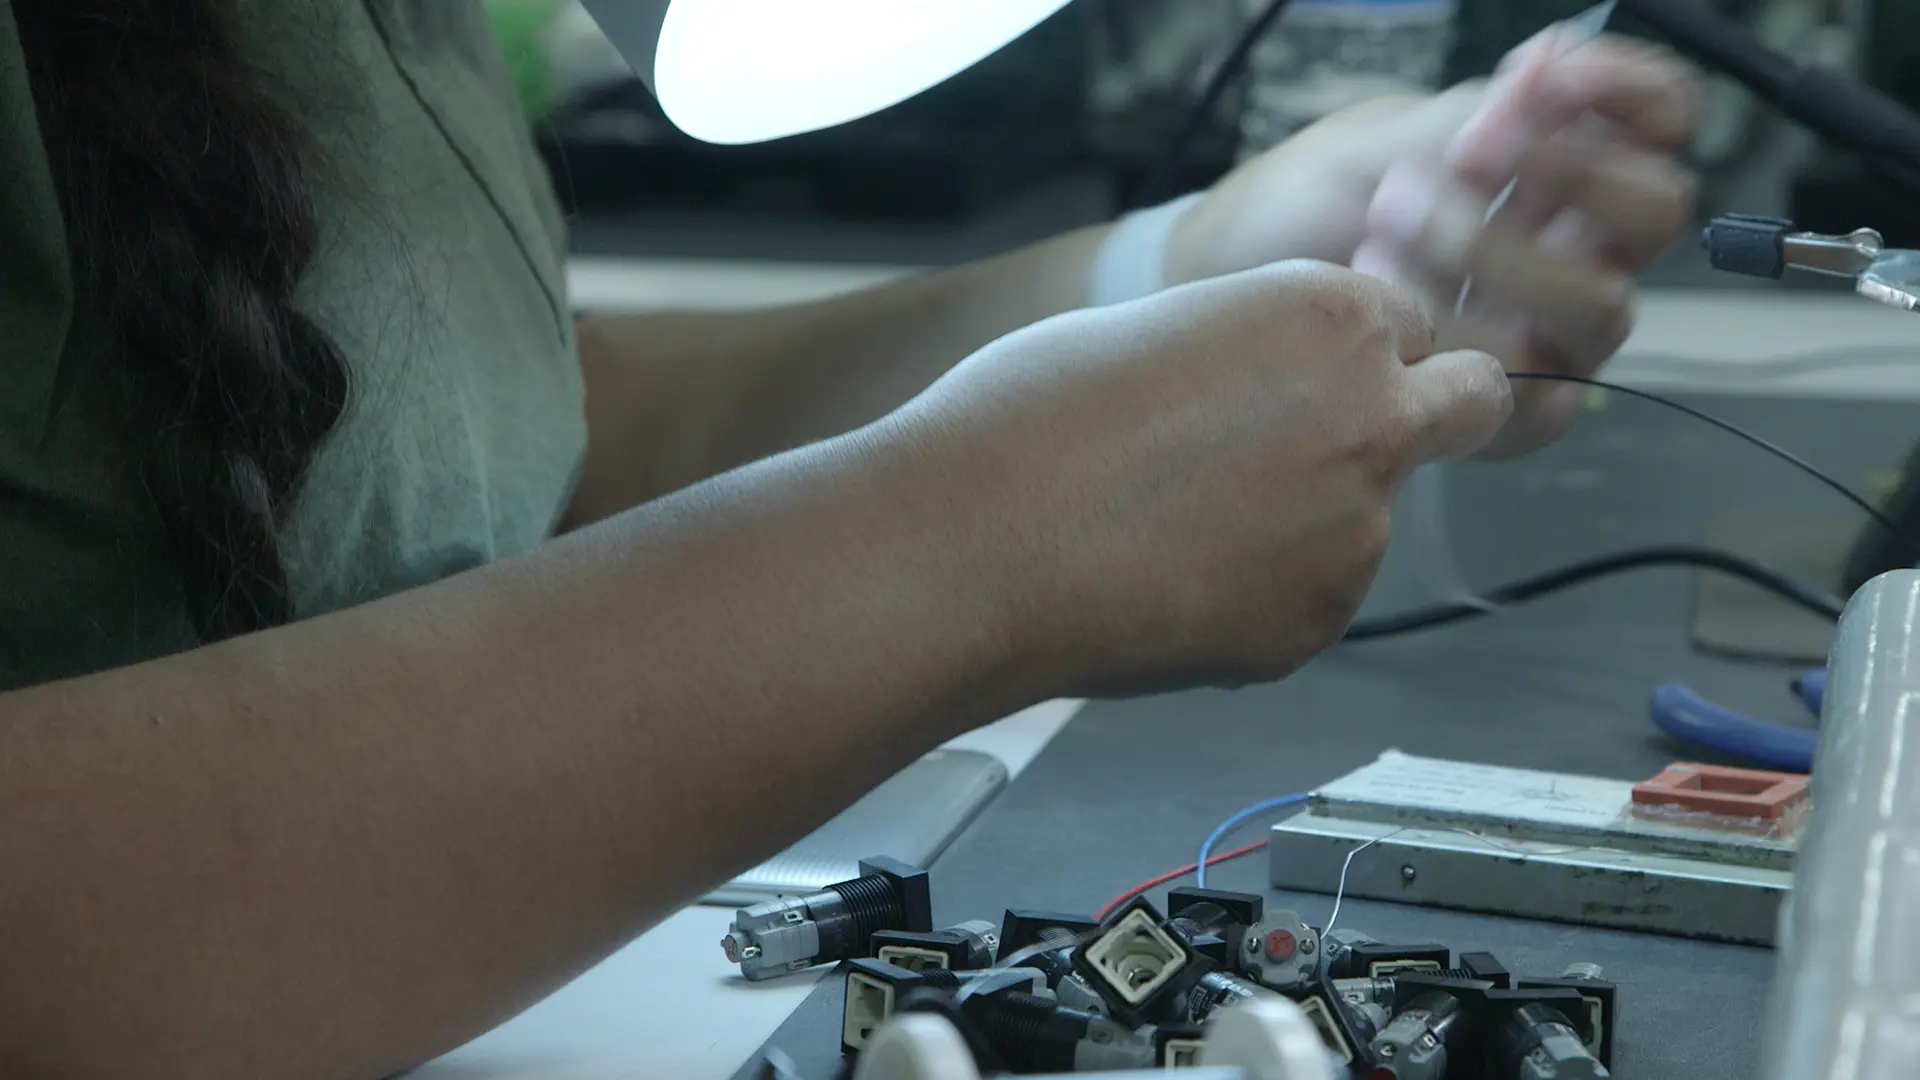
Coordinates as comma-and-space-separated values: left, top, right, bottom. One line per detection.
1647, 668, 1824, 774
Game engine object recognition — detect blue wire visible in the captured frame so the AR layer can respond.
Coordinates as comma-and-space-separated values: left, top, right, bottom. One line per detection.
1648, 682, 1816, 773
1195, 794, 1308, 888
1793, 668, 1826, 716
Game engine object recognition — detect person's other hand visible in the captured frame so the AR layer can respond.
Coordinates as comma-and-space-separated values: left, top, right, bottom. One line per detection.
881, 261, 1511, 695
1164, 29, 1702, 456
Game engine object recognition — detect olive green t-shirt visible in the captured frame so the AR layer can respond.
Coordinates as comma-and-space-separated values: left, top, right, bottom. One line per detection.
0, 1, 588, 691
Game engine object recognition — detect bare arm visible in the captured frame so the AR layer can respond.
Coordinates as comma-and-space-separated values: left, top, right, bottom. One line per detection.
564, 225, 1109, 524
0, 425, 1041, 1080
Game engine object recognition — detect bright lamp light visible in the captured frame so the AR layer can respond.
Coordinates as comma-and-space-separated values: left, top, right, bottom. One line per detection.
575, 0, 1076, 145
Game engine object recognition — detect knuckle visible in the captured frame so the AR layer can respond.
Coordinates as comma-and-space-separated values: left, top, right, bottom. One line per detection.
1299, 276, 1382, 335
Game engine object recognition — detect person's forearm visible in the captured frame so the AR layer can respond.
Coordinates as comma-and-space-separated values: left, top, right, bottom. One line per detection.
0, 425, 1042, 1080
566, 225, 1108, 524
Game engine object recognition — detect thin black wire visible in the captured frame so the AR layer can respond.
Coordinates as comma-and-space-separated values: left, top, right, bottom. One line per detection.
1507, 371, 1911, 556
1130, 0, 1297, 209
1343, 545, 1845, 640
1343, 370, 1910, 642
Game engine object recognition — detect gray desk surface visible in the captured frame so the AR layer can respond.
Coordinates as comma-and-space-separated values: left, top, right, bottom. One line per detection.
736, 393, 1919, 1080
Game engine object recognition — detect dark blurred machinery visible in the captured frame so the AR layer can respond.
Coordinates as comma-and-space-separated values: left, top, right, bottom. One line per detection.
1784, 0, 1920, 250
1638, 0, 1920, 593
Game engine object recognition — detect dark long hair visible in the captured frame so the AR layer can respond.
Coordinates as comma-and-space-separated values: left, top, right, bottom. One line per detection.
13, 0, 351, 641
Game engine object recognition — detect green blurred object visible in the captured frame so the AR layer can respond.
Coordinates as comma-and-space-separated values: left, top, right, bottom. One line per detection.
486, 0, 567, 121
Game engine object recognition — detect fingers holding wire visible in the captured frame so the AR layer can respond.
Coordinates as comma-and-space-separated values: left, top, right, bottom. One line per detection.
1455, 325, 1589, 457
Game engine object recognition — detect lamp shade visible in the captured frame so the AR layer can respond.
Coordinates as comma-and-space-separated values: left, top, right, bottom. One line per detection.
575, 0, 1075, 145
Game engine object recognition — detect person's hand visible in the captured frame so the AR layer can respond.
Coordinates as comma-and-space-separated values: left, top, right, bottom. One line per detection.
881, 260, 1511, 694
1163, 29, 1702, 456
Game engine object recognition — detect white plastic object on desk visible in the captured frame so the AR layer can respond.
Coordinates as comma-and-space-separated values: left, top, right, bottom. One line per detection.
849, 996, 1334, 1080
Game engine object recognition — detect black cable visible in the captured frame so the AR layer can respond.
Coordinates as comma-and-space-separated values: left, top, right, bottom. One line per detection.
1129, 0, 1296, 209
1343, 371, 1909, 642
1613, 0, 1920, 211
1343, 545, 1845, 641
1507, 372, 1911, 557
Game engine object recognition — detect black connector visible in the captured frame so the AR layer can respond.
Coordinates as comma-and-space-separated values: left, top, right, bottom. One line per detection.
1700, 214, 1793, 279
1186, 969, 1272, 1024
962, 990, 1091, 1074
1167, 888, 1265, 934
1488, 1002, 1611, 1080
890, 987, 1008, 1076
1458, 952, 1512, 989
722, 857, 932, 980
1519, 965, 1618, 1067
1320, 929, 1379, 981
998, 910, 1099, 957
1372, 974, 1501, 1079
1070, 897, 1211, 1027
997, 909, 1097, 989
1166, 887, 1265, 973
870, 920, 998, 972
1388, 973, 1497, 1014
841, 958, 1046, 1054
1350, 943, 1452, 981
958, 986, 1153, 1073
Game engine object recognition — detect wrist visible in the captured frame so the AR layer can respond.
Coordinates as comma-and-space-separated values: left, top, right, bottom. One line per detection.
1087, 193, 1205, 307
830, 416, 1071, 725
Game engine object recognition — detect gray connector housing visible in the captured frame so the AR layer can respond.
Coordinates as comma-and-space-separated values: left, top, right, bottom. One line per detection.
1072, 1017, 1156, 1072
722, 857, 931, 980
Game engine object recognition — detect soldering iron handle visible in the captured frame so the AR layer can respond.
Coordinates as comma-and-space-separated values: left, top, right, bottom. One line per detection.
1611, 0, 1792, 90
1614, 0, 1920, 178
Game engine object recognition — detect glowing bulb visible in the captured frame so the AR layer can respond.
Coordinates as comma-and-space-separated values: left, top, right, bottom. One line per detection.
579, 0, 1074, 144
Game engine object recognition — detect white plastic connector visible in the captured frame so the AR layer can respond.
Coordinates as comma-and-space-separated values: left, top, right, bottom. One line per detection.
1082, 908, 1188, 1007
1163, 1037, 1205, 1066
843, 969, 898, 1053
1295, 996, 1354, 1065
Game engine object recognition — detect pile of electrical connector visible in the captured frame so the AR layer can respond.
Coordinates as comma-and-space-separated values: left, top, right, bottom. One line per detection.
724, 858, 1617, 1080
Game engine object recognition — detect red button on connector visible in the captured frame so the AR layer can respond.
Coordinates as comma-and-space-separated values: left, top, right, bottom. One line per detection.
1264, 928, 1297, 961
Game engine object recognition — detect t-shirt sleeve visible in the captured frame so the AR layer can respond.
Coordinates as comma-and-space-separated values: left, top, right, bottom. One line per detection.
0, 3, 76, 446
0, 7, 202, 691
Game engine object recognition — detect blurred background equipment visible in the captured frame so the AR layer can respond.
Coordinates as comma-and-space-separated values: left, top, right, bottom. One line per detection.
1236, 0, 1461, 158
503, 1, 1878, 230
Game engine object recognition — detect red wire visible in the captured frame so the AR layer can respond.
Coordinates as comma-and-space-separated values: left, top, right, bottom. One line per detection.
1094, 839, 1270, 922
